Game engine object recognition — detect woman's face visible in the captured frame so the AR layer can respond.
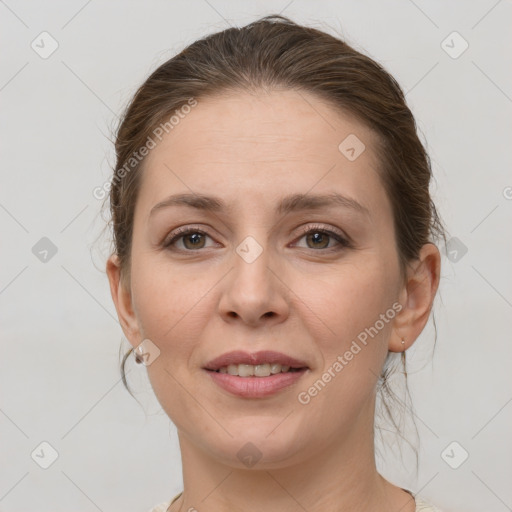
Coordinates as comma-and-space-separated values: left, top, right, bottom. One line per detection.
111, 89, 412, 468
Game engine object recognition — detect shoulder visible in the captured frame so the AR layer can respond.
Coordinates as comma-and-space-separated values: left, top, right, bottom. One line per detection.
147, 491, 182, 511
145, 502, 172, 512
415, 496, 445, 511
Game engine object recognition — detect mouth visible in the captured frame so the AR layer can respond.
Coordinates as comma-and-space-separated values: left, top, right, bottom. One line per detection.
206, 362, 307, 377
202, 350, 310, 398
203, 349, 310, 373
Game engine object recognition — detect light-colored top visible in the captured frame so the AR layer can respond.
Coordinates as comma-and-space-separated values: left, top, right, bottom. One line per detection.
147, 490, 444, 511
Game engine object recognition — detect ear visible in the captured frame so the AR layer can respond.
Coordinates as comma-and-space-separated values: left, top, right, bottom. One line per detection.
106, 254, 141, 348
389, 243, 441, 352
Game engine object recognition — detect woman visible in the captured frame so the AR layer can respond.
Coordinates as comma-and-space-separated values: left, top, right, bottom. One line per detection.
105, 14, 447, 512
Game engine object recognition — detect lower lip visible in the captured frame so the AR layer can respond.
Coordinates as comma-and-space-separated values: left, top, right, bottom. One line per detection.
204, 368, 308, 398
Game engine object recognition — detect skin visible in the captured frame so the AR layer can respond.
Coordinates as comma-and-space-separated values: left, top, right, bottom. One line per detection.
107, 89, 440, 512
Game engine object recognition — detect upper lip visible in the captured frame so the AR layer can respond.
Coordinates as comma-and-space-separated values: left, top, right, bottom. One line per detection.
203, 350, 309, 371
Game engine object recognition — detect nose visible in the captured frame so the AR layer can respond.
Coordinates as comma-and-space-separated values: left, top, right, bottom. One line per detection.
218, 240, 290, 327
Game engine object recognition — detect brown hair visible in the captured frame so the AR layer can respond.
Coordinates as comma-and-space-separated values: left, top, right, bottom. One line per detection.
103, 14, 447, 468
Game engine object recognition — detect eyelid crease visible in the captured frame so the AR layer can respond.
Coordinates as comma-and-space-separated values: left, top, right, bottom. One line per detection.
294, 223, 350, 242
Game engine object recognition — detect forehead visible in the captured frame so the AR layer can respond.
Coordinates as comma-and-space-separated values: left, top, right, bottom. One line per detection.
146, 89, 379, 165
137, 89, 389, 222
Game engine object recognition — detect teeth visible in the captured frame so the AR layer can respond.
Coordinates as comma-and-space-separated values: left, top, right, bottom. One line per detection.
238, 364, 254, 377
270, 363, 282, 375
217, 363, 295, 377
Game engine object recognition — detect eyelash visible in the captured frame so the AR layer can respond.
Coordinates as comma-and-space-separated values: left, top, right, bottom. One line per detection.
163, 224, 352, 253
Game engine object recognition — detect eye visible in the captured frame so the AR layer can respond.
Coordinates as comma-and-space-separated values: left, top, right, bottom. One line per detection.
292, 224, 351, 251
163, 224, 351, 253
163, 227, 217, 251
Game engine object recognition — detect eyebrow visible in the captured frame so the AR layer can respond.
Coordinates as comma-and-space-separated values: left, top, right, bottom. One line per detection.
149, 192, 371, 218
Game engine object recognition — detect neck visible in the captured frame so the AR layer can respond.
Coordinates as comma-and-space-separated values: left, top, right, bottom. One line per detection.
171, 395, 414, 512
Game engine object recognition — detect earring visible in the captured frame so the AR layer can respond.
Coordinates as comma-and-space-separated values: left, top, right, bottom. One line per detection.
134, 345, 143, 364
401, 339, 406, 348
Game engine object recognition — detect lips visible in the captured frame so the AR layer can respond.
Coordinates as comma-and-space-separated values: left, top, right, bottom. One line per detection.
203, 350, 309, 371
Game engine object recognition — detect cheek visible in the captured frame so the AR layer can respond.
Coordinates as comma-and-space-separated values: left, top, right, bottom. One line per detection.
129, 259, 218, 425
130, 254, 211, 349
293, 257, 396, 392
299, 258, 394, 335
290, 263, 396, 430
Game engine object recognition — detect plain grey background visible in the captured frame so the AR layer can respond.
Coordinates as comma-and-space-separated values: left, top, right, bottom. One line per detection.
1, 1, 511, 511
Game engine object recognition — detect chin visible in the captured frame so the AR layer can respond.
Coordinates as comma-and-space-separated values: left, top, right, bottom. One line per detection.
204, 420, 308, 469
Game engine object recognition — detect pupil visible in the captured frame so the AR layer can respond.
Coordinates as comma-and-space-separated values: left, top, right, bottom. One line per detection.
309, 232, 327, 248
186, 233, 204, 248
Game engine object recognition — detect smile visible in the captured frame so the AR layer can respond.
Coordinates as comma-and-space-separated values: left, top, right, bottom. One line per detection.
212, 362, 304, 377
204, 367, 308, 398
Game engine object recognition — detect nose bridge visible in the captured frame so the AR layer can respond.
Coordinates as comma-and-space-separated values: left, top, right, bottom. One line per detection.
233, 231, 273, 298
219, 229, 289, 324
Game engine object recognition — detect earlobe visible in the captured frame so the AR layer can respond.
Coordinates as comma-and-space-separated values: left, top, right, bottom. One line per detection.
106, 254, 140, 346
388, 243, 441, 353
